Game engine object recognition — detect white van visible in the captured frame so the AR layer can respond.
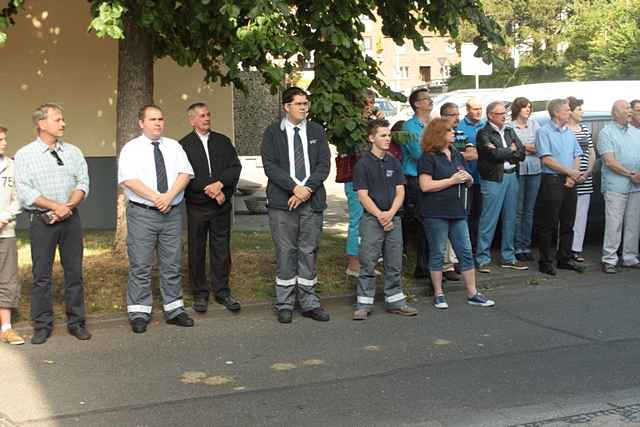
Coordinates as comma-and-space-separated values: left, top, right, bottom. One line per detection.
503, 81, 640, 114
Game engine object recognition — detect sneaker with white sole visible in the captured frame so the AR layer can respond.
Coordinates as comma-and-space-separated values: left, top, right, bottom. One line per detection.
467, 292, 495, 307
433, 294, 448, 309
0, 328, 25, 345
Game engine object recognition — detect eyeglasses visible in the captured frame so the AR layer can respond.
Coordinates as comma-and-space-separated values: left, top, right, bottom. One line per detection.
416, 98, 433, 103
288, 101, 310, 108
491, 112, 507, 116
50, 150, 64, 166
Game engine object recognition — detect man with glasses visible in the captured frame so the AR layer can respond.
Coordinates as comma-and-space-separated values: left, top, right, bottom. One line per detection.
475, 101, 527, 273
402, 89, 447, 281
261, 87, 331, 324
15, 103, 91, 344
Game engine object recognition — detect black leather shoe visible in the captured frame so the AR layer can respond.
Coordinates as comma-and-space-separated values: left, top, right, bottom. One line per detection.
166, 312, 195, 327
31, 328, 51, 345
302, 307, 330, 322
215, 294, 241, 312
278, 309, 293, 324
557, 261, 586, 273
539, 264, 557, 276
130, 318, 148, 334
192, 297, 209, 313
68, 324, 92, 340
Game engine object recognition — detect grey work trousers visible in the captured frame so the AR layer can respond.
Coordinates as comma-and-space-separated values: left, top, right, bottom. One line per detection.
126, 203, 186, 321
602, 191, 640, 266
357, 214, 406, 310
268, 205, 322, 312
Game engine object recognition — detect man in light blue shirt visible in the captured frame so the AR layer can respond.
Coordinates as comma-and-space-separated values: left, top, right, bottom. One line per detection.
457, 98, 483, 252
597, 100, 640, 272
534, 98, 584, 275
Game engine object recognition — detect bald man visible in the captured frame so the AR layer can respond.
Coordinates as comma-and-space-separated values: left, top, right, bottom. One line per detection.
597, 100, 640, 273
458, 97, 483, 252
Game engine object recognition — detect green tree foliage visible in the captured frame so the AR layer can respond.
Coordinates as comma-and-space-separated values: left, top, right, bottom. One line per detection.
564, 0, 640, 80
2, 0, 502, 155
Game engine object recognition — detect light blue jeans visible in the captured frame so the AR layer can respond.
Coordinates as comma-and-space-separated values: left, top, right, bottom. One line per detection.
345, 182, 364, 257
475, 173, 519, 266
515, 174, 541, 254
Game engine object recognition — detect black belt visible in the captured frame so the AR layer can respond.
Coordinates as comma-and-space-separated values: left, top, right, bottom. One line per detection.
504, 168, 516, 174
129, 201, 180, 211
24, 209, 46, 214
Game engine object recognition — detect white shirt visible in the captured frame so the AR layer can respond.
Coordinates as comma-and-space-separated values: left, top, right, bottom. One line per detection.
283, 118, 310, 185
490, 122, 515, 171
196, 130, 212, 174
118, 134, 194, 206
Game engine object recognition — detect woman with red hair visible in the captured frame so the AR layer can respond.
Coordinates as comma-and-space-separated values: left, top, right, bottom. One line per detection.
417, 118, 495, 309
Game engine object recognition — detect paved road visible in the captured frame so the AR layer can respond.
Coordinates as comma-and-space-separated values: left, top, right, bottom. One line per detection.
2, 268, 640, 427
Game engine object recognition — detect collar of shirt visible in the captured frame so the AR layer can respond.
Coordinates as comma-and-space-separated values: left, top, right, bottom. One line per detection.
463, 116, 484, 129
613, 121, 629, 132
367, 151, 390, 162
283, 118, 307, 134
140, 134, 164, 145
409, 114, 425, 130
196, 130, 210, 142
489, 122, 505, 135
550, 121, 569, 133
36, 137, 63, 153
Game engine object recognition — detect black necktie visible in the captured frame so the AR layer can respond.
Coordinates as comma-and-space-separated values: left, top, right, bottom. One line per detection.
151, 140, 168, 193
293, 127, 305, 181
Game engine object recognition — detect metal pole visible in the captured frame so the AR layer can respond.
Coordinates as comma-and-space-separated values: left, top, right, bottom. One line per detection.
475, 74, 479, 89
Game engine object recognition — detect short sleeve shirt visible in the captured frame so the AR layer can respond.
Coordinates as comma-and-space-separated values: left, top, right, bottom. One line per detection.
597, 122, 640, 193
353, 151, 405, 212
535, 121, 583, 174
118, 134, 194, 205
457, 116, 484, 181
417, 149, 467, 219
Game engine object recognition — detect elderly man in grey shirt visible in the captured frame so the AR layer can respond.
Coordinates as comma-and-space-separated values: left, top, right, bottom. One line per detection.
15, 103, 91, 345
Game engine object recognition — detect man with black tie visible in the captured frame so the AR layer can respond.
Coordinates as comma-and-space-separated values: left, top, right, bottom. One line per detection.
261, 86, 331, 324
180, 103, 242, 313
118, 105, 195, 333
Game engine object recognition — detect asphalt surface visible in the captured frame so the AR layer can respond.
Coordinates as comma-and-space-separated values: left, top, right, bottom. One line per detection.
2, 263, 640, 427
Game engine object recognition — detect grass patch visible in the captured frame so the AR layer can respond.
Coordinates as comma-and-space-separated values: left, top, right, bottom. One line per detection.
15, 230, 419, 320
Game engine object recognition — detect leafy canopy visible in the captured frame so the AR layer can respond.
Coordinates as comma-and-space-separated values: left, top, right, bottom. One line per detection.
1, 0, 502, 153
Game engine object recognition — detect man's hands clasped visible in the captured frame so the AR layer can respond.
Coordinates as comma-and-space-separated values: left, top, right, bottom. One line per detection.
288, 185, 312, 211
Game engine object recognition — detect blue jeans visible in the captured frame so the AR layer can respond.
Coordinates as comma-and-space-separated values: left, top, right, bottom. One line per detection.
423, 217, 474, 272
475, 173, 519, 266
345, 182, 363, 256
515, 174, 541, 254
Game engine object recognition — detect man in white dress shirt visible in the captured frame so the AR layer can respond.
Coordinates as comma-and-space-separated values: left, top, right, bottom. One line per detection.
117, 104, 195, 334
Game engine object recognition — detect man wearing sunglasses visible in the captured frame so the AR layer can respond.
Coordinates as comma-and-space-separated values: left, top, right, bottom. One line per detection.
15, 103, 90, 344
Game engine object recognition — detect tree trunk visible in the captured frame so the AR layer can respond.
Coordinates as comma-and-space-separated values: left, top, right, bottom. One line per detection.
112, 3, 154, 256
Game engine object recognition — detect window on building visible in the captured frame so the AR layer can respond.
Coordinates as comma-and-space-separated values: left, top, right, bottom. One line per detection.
396, 66, 409, 79
419, 66, 431, 82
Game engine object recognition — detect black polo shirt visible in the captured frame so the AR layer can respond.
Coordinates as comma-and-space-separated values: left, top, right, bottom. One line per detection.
353, 151, 406, 212
417, 149, 468, 219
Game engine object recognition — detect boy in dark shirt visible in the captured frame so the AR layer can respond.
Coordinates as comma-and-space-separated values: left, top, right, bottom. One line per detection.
351, 119, 418, 320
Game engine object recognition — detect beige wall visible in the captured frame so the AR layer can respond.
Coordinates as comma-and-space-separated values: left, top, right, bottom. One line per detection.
0, 0, 234, 157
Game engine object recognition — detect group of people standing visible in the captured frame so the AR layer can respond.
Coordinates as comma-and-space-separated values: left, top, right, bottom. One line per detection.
340, 88, 640, 316
0, 101, 243, 345
1, 87, 639, 343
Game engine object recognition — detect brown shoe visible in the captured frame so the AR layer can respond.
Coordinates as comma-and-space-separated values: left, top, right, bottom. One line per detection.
352, 309, 369, 321
500, 260, 529, 270
0, 328, 25, 345
387, 305, 418, 316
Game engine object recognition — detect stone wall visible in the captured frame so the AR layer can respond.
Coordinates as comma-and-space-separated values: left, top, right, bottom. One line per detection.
233, 72, 282, 156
